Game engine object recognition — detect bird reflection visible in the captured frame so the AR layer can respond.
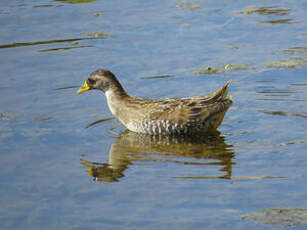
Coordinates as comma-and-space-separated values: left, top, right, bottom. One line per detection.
81, 130, 235, 182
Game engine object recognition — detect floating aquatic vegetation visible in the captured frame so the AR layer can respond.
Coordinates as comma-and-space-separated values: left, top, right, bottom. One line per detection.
32, 5, 54, 7
39, 45, 93, 52
239, 6, 290, 16
141, 75, 173, 80
192, 66, 223, 75
241, 209, 307, 227
69, 41, 79, 45
257, 19, 293, 24
290, 82, 307, 86
264, 56, 307, 68
0, 37, 105, 49
21, 128, 52, 138
93, 13, 101, 17
226, 46, 240, 50
81, 31, 111, 37
257, 98, 307, 102
175, 2, 202, 11
260, 110, 307, 118
171, 15, 182, 19
0, 112, 18, 121
53, 85, 80, 90
172, 175, 286, 180
223, 64, 253, 70
280, 47, 307, 55
257, 89, 297, 94
192, 64, 253, 75
86, 117, 115, 128
54, 0, 96, 3
191, 56, 307, 75
239, 7, 293, 25
33, 116, 54, 121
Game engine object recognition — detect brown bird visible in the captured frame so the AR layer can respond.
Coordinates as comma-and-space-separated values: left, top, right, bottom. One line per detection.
78, 69, 232, 135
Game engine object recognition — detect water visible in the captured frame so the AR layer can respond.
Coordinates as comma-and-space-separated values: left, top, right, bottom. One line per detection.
0, 0, 306, 229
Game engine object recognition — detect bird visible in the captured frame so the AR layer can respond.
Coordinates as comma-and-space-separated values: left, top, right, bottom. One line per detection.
78, 69, 233, 135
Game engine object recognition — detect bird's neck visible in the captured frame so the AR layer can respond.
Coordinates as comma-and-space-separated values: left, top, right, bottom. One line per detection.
105, 87, 128, 101
104, 88, 130, 120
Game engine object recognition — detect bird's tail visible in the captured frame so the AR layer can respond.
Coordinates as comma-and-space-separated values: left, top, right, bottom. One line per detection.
212, 80, 232, 101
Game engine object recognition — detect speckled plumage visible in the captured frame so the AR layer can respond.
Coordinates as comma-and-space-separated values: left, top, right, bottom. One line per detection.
78, 69, 233, 135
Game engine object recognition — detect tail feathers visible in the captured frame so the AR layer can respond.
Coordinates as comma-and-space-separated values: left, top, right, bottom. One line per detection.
213, 80, 232, 101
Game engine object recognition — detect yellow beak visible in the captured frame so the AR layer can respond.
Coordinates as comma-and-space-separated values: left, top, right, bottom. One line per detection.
77, 81, 91, 94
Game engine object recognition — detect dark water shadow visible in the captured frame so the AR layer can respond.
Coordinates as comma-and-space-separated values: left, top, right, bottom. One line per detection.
80, 130, 235, 182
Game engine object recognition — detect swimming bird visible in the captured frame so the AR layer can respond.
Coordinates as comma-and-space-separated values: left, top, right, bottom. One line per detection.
78, 69, 232, 135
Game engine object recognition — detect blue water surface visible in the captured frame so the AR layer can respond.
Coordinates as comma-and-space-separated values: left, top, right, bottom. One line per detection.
0, 0, 306, 229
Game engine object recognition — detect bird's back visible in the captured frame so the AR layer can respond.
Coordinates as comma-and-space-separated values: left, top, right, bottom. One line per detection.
121, 81, 233, 135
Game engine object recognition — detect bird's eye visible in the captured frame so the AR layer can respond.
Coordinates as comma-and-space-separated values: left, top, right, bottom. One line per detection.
87, 78, 95, 85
